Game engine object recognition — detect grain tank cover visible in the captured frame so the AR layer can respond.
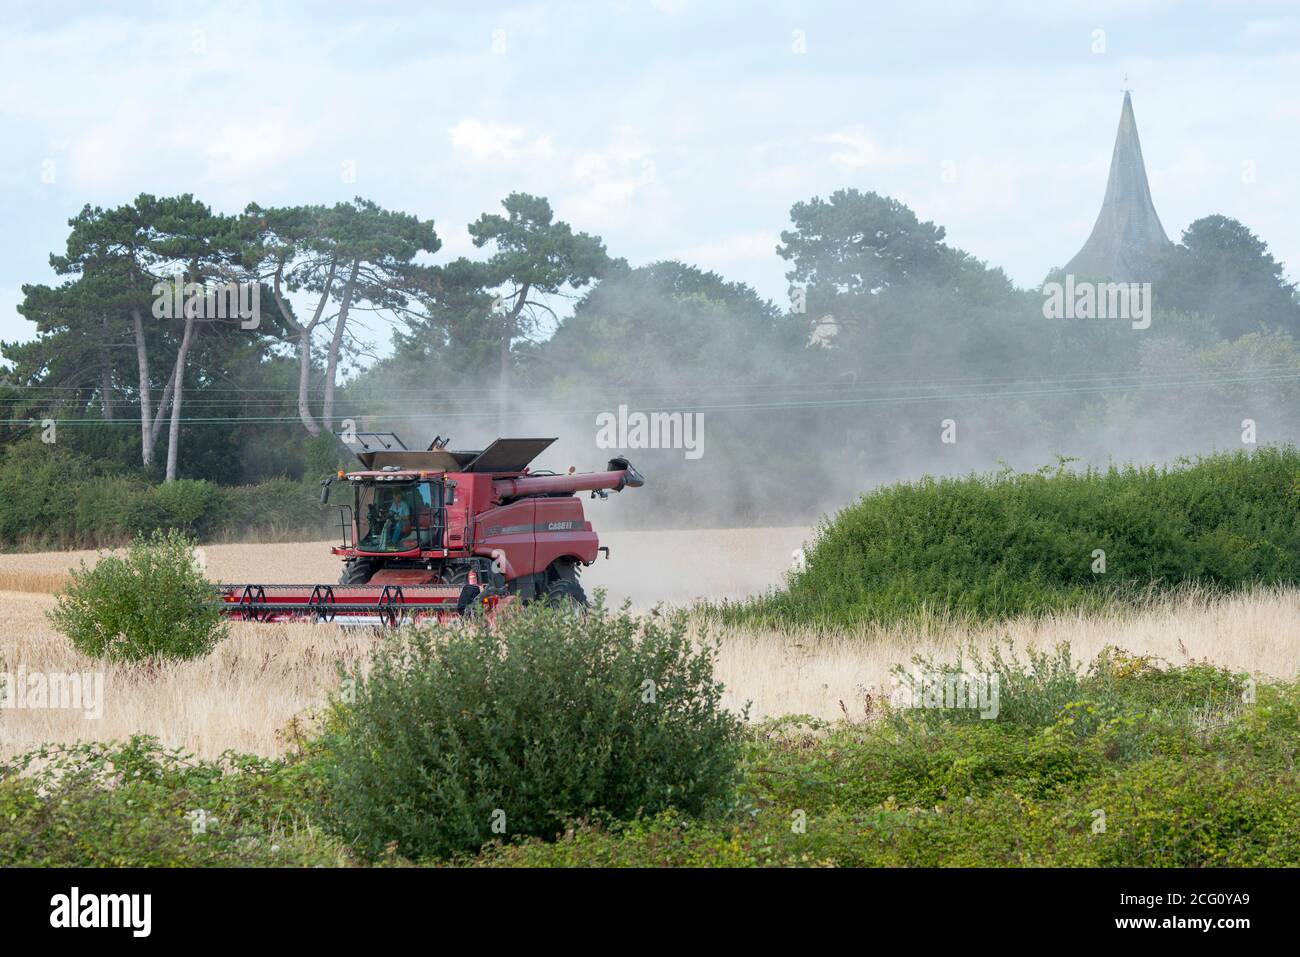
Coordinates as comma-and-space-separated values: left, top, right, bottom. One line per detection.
339, 430, 472, 471
337, 430, 555, 472
357, 449, 469, 471
463, 438, 557, 473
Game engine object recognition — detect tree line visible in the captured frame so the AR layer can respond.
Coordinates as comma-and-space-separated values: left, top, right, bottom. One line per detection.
3, 185, 1299, 532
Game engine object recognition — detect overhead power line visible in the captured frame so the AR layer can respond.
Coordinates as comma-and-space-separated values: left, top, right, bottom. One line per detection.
6, 368, 1300, 426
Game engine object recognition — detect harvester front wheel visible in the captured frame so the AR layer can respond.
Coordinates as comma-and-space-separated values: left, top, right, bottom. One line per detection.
340, 559, 376, 585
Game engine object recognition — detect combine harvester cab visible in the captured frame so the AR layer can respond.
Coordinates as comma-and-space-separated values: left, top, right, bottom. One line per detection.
219, 433, 643, 626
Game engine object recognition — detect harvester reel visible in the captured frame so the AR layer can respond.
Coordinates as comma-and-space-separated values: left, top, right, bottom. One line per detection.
377, 585, 406, 627
307, 585, 337, 623
237, 584, 270, 622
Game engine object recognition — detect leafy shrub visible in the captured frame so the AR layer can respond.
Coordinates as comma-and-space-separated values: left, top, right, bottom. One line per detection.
3, 643, 1294, 868
0, 437, 91, 547
722, 446, 1300, 628
72, 475, 151, 541
147, 478, 221, 535
1065, 756, 1300, 866
317, 599, 747, 861
891, 641, 1085, 730
0, 736, 342, 867
47, 529, 227, 661
0, 431, 330, 550
476, 649, 1297, 869
222, 477, 331, 539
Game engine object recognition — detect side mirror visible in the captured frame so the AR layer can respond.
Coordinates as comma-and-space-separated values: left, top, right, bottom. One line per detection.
319, 478, 332, 504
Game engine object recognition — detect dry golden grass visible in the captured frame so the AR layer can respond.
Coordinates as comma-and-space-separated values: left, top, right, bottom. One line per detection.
0, 542, 343, 590
706, 585, 1300, 723
0, 570, 69, 594
0, 529, 811, 760
0, 527, 812, 607
0, 590, 372, 761
4, 532, 1297, 759
3, 582, 1299, 761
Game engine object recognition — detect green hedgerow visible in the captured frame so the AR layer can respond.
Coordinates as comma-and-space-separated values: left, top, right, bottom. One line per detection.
47, 529, 227, 662
317, 598, 748, 862
0, 736, 343, 867
717, 446, 1300, 628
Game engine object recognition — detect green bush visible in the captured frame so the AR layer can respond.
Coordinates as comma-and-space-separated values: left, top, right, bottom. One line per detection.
0, 434, 331, 549
47, 529, 228, 662
3, 642, 1294, 868
721, 446, 1300, 628
317, 599, 747, 861
0, 736, 343, 867
476, 650, 1294, 868
222, 477, 331, 538
0, 437, 90, 547
72, 475, 150, 542
147, 478, 221, 535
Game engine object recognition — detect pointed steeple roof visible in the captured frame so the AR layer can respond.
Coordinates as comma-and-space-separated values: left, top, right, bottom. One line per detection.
1065, 92, 1173, 281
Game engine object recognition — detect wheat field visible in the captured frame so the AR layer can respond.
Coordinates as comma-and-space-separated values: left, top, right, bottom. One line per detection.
0, 527, 812, 609
2, 530, 1298, 761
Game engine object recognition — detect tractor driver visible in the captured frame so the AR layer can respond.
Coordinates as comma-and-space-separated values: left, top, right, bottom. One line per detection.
382, 488, 415, 547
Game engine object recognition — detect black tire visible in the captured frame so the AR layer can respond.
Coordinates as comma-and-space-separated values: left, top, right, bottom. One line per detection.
456, 583, 482, 615
545, 562, 588, 608
340, 559, 376, 585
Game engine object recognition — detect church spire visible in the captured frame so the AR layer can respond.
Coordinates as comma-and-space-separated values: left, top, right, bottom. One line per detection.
1065, 91, 1173, 280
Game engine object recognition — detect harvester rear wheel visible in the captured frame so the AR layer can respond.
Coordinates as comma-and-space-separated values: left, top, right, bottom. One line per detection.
545, 562, 588, 608
545, 578, 587, 607
339, 559, 376, 585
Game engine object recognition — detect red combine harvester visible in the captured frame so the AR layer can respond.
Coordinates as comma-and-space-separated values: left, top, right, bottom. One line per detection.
218, 432, 643, 626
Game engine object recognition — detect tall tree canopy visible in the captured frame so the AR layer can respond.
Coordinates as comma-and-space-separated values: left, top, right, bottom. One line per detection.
466, 192, 609, 421
11, 195, 242, 479
1156, 215, 1300, 340
245, 198, 439, 436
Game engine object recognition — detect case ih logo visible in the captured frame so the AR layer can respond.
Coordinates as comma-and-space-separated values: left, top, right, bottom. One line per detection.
486, 521, 579, 536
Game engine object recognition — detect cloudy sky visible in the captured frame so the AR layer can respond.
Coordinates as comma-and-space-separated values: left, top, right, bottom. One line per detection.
2, 0, 1298, 351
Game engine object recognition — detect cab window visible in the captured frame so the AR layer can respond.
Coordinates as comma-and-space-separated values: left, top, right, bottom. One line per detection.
357, 483, 422, 552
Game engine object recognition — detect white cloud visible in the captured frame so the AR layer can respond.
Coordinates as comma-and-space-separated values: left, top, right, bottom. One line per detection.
559, 127, 674, 234
814, 126, 908, 171
2, 2, 1300, 342
670, 231, 779, 269
448, 119, 555, 164
1240, 15, 1300, 44
0, 284, 31, 350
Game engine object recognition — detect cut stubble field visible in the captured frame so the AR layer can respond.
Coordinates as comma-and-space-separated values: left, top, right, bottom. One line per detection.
1, 527, 1298, 761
